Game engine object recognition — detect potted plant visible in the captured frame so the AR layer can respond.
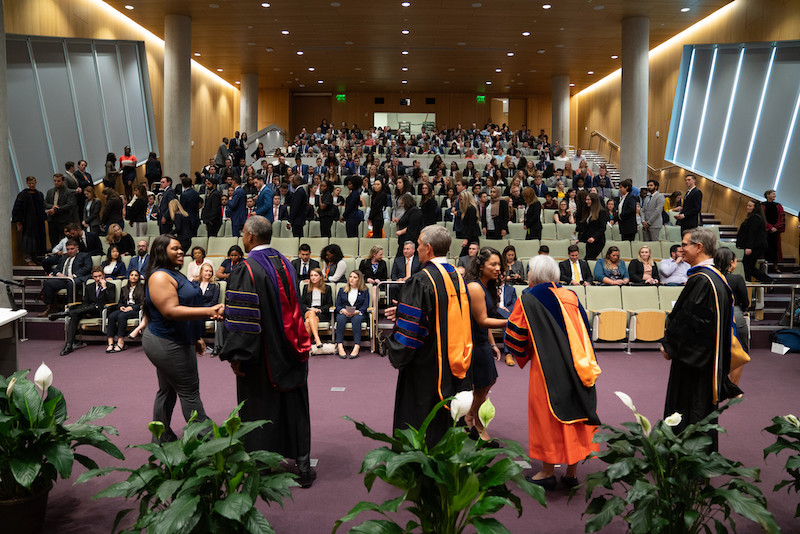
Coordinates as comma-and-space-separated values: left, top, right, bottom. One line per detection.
78, 403, 298, 534
0, 363, 123, 534
764, 413, 800, 517
334, 393, 546, 534
579, 392, 779, 533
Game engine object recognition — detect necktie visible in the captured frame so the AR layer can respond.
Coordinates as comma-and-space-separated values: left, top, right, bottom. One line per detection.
302, 263, 307, 276
96, 286, 100, 297
572, 261, 581, 283
406, 258, 412, 278
65, 257, 74, 277
53, 189, 60, 207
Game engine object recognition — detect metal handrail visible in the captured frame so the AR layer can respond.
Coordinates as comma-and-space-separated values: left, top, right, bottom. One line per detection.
18, 275, 77, 342
370, 280, 406, 352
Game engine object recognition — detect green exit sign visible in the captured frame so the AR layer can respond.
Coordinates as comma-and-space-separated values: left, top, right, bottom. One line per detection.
336, 94, 346, 101
476, 95, 486, 103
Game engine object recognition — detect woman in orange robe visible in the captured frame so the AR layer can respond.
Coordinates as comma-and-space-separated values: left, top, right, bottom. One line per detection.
504, 254, 601, 491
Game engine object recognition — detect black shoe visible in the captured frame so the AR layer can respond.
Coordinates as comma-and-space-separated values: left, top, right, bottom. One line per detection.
48, 311, 67, 321
211, 347, 220, 357
298, 468, 317, 489
561, 476, 580, 489
60, 344, 73, 356
526, 475, 557, 491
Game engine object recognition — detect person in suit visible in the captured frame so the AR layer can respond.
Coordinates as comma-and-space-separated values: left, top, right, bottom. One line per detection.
396, 194, 423, 251
617, 179, 638, 241
531, 175, 549, 198
640, 179, 665, 241
158, 176, 177, 234
391, 241, 421, 282
302, 267, 334, 349
270, 195, 290, 222
292, 244, 321, 281
129, 240, 150, 276
312, 157, 328, 178
342, 176, 363, 238
317, 180, 339, 238
292, 156, 310, 182
40, 239, 92, 316
106, 268, 145, 352
101, 245, 127, 280
44, 173, 78, 249
559, 244, 594, 286
577, 192, 609, 261
334, 270, 370, 359
287, 175, 308, 237
253, 175, 274, 221
179, 174, 201, 237
49, 266, 114, 355
67, 223, 104, 256
496, 279, 518, 320
126, 184, 148, 237
628, 245, 661, 285
201, 178, 222, 237
227, 175, 247, 237
676, 174, 702, 233
358, 245, 388, 284
215, 137, 229, 168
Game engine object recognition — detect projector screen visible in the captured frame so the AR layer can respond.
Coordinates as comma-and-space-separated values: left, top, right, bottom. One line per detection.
665, 40, 800, 216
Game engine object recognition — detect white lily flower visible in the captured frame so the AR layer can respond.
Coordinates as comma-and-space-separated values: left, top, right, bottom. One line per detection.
664, 412, 683, 427
615, 391, 637, 413
635, 414, 652, 436
5, 377, 16, 397
784, 414, 800, 428
34, 362, 53, 398
450, 390, 473, 421
478, 397, 496, 430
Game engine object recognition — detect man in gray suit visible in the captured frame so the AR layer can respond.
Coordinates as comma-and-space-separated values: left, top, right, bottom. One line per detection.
641, 179, 665, 241
215, 137, 230, 168
44, 173, 78, 249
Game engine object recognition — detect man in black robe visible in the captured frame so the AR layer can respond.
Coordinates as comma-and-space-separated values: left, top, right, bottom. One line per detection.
220, 215, 316, 488
386, 225, 473, 447
12, 176, 47, 265
661, 227, 742, 451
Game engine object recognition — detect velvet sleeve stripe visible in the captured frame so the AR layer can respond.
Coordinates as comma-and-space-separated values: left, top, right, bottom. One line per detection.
224, 318, 262, 334
504, 336, 527, 358
397, 302, 422, 320
506, 321, 527, 337
225, 305, 261, 320
226, 290, 259, 306
396, 317, 428, 338
394, 330, 424, 349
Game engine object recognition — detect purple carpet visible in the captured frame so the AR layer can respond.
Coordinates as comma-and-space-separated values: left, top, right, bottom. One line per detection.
17, 341, 798, 533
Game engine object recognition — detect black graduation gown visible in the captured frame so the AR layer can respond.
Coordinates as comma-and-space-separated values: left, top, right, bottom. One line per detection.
662, 266, 741, 450
12, 189, 47, 257
220, 258, 310, 460
388, 263, 473, 447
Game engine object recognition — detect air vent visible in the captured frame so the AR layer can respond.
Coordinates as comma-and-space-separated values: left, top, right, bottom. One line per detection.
374, 97, 384, 104
425, 97, 435, 105
400, 99, 409, 106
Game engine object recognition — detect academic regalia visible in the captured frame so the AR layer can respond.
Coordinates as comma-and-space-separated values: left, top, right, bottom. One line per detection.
662, 265, 742, 451
12, 188, 47, 259
220, 245, 312, 462
389, 260, 473, 447
504, 283, 600, 465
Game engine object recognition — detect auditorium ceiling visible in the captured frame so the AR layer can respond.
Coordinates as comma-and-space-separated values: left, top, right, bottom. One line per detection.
104, 0, 733, 94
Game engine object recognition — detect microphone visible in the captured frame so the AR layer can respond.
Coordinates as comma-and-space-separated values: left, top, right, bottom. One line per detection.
0, 278, 24, 288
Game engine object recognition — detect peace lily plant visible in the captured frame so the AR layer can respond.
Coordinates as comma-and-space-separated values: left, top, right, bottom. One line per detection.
0, 363, 123, 499
579, 392, 778, 534
334, 394, 545, 534
763, 413, 800, 517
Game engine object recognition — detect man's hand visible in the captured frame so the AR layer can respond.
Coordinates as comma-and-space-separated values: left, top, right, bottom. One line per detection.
161, 217, 166, 224
209, 303, 225, 320
195, 338, 206, 356
98, 277, 108, 289
15, 222, 22, 232
385, 303, 398, 321
660, 346, 670, 360
231, 360, 246, 377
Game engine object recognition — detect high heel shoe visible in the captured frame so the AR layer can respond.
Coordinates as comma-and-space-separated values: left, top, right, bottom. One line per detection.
337, 344, 347, 359
561, 476, 580, 489
526, 475, 557, 491
349, 345, 360, 359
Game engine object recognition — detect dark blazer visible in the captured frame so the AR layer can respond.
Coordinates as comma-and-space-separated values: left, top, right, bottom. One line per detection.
577, 211, 609, 245
57, 252, 93, 284
83, 199, 102, 230
201, 188, 222, 226
358, 258, 388, 281
78, 231, 104, 256
368, 190, 388, 224
618, 193, 638, 237
117, 282, 145, 310
101, 196, 124, 228
481, 201, 509, 235
108, 233, 135, 256
334, 287, 370, 314
390, 254, 420, 281
397, 206, 423, 248
628, 259, 660, 284
159, 187, 177, 222
291, 258, 320, 281
81, 281, 115, 309
559, 259, 594, 285
288, 186, 308, 227
496, 284, 518, 319
678, 187, 702, 230
45, 186, 78, 226
227, 187, 247, 234
302, 284, 334, 310
532, 182, 549, 198
100, 260, 127, 279
342, 190, 362, 223
127, 254, 149, 276
736, 215, 769, 252
126, 197, 147, 224
525, 202, 542, 239
192, 281, 220, 307
180, 187, 202, 231
461, 205, 481, 242
420, 197, 439, 226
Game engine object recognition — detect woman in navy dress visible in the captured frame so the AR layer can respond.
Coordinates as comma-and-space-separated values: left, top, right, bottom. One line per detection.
465, 247, 508, 440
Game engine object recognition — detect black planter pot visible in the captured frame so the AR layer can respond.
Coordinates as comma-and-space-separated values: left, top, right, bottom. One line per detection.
0, 486, 51, 534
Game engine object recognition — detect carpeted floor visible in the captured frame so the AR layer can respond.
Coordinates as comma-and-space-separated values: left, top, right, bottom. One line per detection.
16, 340, 799, 533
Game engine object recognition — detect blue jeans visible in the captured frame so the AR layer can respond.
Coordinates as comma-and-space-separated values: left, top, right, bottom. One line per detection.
335, 312, 364, 345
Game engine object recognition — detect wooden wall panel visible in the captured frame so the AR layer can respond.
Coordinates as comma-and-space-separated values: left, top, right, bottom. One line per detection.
257, 88, 290, 132
508, 99, 527, 132
6, 0, 238, 175
292, 95, 333, 136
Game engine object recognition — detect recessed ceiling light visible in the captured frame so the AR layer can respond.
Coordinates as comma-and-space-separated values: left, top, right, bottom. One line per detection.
345, 41, 353, 45
273, 67, 280, 71
261, 2, 270, 7
611, 55, 619, 59
318, 80, 324, 84
569, 83, 575, 87
485, 81, 492, 85
124, 4, 134, 9
505, 85, 511, 89
495, 68, 502, 72
193, 52, 201, 56
507, 52, 515, 56
354, 67, 362, 71
537, 49, 546, 54
594, 5, 604, 10
402, 80, 408, 84
443, 80, 450, 84
247, 42, 255, 46
308, 67, 315, 71
359, 80, 365, 83
281, 30, 289, 35
555, 44, 564, 48
401, 50, 409, 55
401, 1, 411, 6
681, 7, 690, 12
235, 81, 240, 84
296, 50, 304, 55
401, 29, 410, 34
265, 48, 274, 52
448, 67, 456, 71
209, 3, 219, 7
588, 71, 594, 75
330, 1, 341, 5
529, 69, 537, 73
542, 4, 551, 9
216, 68, 223, 72
299, 84, 305, 87
472, 2, 482, 6
522, 31, 531, 37
457, 42, 466, 46
401, 67, 408, 71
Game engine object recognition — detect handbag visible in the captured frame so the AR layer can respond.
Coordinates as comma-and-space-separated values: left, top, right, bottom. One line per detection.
730, 328, 750, 371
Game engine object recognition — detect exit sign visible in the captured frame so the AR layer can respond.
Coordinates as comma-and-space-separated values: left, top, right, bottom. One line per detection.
476, 95, 486, 103
336, 94, 346, 101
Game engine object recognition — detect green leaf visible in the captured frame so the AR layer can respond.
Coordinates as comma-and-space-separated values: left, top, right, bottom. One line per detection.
74, 467, 121, 485
155, 479, 184, 504
214, 493, 254, 522
584, 496, 625, 533
625, 479, 653, 504
715, 489, 780, 534
12, 379, 43, 425
349, 519, 406, 534
605, 457, 635, 481
478, 458, 521, 489
509, 473, 546, 506
244, 508, 275, 534
43, 441, 74, 479
451, 473, 480, 512
150, 494, 200, 534
362, 447, 397, 472
468, 496, 513, 517
191, 437, 233, 459
10, 456, 41, 489
336, 500, 384, 524
344, 416, 400, 447
75, 405, 115, 424
471, 517, 512, 534
385, 451, 431, 479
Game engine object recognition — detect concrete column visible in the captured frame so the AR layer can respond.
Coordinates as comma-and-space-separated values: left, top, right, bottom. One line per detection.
621, 16, 649, 187
240, 73, 259, 137
551, 75, 570, 152
163, 15, 192, 179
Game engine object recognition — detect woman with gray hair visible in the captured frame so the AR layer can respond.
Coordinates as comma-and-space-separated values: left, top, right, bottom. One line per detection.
505, 254, 601, 491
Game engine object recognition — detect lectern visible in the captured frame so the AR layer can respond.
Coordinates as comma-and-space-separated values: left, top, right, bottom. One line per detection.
0, 308, 27, 376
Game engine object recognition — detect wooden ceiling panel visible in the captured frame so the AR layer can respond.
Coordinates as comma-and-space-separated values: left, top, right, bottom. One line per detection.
105, 0, 732, 93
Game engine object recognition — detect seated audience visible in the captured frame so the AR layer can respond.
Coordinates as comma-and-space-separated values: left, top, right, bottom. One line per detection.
215, 245, 243, 281
559, 244, 593, 286
105, 269, 144, 352
628, 245, 660, 285
101, 245, 127, 280
187, 246, 213, 282
358, 245, 388, 284
334, 270, 370, 359
292, 243, 320, 281
302, 267, 334, 349
105, 223, 135, 256
50, 266, 114, 356
593, 246, 629, 285
659, 244, 689, 285
502, 245, 526, 285
321, 243, 348, 283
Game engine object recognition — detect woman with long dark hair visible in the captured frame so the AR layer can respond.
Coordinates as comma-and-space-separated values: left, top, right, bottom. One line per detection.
342, 176, 363, 238
577, 193, 608, 260
101, 189, 124, 234
101, 245, 127, 280
419, 182, 438, 227
714, 247, 749, 386
395, 193, 423, 251
104, 152, 118, 188
317, 180, 338, 238
736, 199, 774, 284
142, 234, 224, 442
126, 184, 148, 236
368, 179, 388, 239
465, 247, 507, 440
144, 152, 162, 189
522, 188, 542, 240
302, 267, 333, 349
106, 268, 144, 352
458, 190, 481, 257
